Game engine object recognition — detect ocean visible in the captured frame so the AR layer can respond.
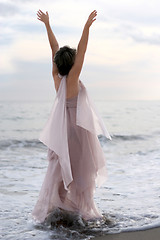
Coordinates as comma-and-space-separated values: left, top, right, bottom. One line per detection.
0, 99, 160, 239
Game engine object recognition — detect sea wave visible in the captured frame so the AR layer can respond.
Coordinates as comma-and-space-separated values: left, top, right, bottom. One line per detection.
112, 134, 147, 141
0, 132, 152, 150
0, 139, 44, 150
98, 133, 149, 142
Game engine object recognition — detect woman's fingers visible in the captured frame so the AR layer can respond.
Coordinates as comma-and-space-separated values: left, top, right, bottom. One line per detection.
37, 10, 44, 21
86, 10, 97, 27
88, 10, 97, 23
91, 12, 97, 19
37, 12, 42, 17
37, 9, 49, 24
37, 12, 43, 16
91, 18, 96, 24
37, 13, 41, 17
39, 9, 44, 14
37, 11, 44, 21
90, 10, 97, 17
37, 10, 45, 17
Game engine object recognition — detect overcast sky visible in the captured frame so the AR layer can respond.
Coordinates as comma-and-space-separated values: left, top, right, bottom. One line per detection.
0, 0, 160, 101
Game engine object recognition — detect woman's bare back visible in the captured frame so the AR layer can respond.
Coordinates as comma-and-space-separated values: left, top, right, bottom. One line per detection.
54, 75, 79, 99
66, 76, 79, 99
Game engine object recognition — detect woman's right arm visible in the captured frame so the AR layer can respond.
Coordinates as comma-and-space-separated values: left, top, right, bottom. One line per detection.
37, 10, 59, 77
68, 10, 97, 79
37, 10, 59, 56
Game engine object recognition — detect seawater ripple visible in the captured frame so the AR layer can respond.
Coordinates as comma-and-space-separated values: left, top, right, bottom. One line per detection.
0, 131, 155, 150
0, 139, 44, 150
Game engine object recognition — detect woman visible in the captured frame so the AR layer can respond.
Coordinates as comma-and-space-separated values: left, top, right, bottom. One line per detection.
32, 9, 111, 223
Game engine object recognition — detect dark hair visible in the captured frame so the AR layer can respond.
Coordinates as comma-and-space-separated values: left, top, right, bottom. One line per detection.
54, 46, 76, 76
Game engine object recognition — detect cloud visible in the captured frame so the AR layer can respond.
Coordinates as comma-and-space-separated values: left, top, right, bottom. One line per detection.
0, 2, 19, 17
95, 18, 160, 47
129, 32, 160, 45
99, 0, 160, 26
111, 22, 160, 46
94, 0, 160, 47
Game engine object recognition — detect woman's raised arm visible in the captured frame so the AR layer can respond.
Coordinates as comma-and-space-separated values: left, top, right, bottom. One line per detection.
68, 10, 97, 79
37, 10, 59, 57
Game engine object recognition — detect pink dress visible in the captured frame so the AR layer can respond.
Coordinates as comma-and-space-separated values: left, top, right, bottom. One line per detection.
32, 76, 111, 223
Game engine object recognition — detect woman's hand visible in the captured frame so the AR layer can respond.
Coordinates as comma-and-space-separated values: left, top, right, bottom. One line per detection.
85, 10, 97, 28
37, 10, 49, 25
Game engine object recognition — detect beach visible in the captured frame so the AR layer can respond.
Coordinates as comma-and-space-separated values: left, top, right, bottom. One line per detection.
95, 227, 160, 240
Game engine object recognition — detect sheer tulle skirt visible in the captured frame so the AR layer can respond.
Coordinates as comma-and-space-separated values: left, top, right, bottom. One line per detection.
32, 96, 106, 223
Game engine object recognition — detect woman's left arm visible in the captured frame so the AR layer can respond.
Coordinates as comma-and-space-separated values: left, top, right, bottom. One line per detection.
37, 10, 59, 57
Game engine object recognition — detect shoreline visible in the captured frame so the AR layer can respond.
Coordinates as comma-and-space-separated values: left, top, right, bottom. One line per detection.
94, 227, 160, 240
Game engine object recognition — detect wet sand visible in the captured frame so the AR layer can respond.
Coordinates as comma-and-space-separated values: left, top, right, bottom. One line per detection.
94, 227, 160, 240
